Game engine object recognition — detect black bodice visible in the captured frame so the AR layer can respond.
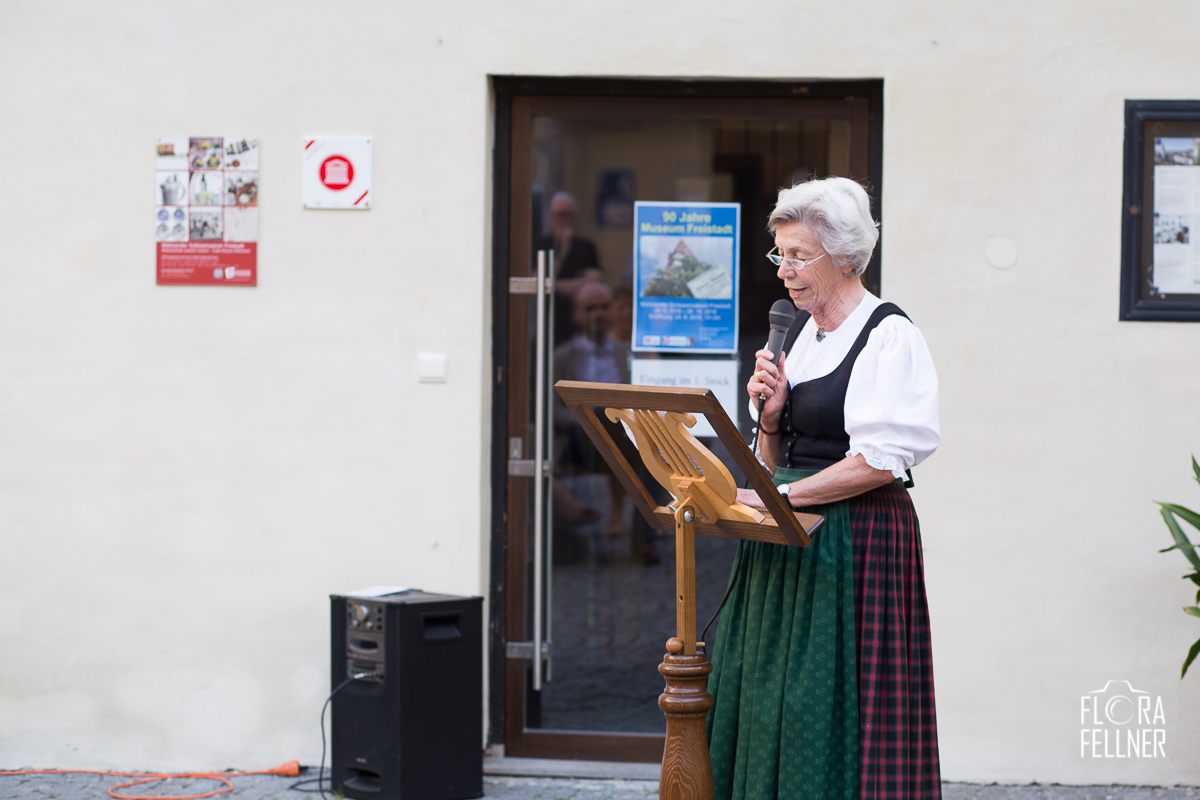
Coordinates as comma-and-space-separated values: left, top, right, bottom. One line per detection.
777, 302, 908, 471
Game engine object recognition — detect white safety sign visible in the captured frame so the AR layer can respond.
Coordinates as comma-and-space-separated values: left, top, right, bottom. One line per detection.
302, 136, 372, 209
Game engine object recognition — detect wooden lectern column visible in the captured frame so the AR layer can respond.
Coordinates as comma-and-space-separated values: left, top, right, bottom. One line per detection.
658, 500, 714, 800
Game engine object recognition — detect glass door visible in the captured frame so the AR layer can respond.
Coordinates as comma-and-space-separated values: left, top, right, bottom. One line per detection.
497, 84, 877, 761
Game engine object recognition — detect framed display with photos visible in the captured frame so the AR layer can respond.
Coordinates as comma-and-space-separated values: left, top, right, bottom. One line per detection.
1121, 100, 1200, 320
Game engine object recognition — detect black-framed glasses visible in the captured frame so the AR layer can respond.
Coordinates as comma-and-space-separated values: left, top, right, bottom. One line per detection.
767, 246, 827, 270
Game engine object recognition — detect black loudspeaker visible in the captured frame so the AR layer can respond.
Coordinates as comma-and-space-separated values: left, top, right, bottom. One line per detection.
330, 590, 483, 800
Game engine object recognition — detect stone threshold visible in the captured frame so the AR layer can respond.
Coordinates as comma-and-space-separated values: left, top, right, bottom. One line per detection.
484, 756, 660, 781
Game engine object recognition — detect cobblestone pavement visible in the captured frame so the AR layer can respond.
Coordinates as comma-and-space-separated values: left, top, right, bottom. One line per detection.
941, 785, 1200, 800
0, 770, 313, 800
4, 769, 1199, 800
485, 775, 659, 800
0, 771, 655, 800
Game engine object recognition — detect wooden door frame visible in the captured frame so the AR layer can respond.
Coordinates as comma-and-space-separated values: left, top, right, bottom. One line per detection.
488, 76, 884, 759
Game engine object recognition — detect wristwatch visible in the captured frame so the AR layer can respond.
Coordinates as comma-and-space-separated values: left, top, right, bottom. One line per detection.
777, 483, 791, 506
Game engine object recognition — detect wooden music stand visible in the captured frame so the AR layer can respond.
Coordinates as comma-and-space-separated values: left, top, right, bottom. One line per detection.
554, 381, 824, 800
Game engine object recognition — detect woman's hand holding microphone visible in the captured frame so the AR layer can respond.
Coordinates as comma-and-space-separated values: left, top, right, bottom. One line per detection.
737, 348, 789, 509
749, 348, 787, 436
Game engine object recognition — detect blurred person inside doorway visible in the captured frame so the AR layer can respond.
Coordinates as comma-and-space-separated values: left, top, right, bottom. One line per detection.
536, 192, 602, 344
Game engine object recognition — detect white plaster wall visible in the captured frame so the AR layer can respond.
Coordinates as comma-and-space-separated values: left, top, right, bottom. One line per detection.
2, 0, 1199, 786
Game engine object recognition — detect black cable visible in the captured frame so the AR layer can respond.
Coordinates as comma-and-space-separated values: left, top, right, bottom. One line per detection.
746, 381, 773, 487
745, 417, 763, 489
316, 672, 377, 800
289, 773, 326, 793
755, 393, 769, 443
729, 371, 769, 627
700, 547, 743, 650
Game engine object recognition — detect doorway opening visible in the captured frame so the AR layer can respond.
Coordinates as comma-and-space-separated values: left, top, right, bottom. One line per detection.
490, 76, 883, 762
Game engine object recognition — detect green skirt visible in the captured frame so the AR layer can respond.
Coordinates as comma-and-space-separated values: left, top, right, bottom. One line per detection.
705, 467, 858, 800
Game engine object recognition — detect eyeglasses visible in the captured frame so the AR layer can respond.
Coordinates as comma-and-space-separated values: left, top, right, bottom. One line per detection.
767, 247, 827, 270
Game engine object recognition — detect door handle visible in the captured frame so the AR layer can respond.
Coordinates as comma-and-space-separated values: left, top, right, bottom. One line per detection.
532, 250, 548, 691
544, 251, 555, 683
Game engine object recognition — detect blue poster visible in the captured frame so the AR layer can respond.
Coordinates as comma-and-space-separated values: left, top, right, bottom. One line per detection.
632, 202, 740, 354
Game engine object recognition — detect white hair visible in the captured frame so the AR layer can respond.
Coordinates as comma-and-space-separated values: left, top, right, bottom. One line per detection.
767, 177, 879, 278
549, 192, 578, 212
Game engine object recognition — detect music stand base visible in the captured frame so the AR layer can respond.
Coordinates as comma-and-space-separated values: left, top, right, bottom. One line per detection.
658, 651, 714, 800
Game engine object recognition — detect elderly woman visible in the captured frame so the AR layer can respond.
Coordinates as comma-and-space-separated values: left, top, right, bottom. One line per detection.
705, 177, 941, 800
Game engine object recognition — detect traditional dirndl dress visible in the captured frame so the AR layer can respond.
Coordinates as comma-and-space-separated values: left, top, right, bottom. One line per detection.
706, 298, 942, 800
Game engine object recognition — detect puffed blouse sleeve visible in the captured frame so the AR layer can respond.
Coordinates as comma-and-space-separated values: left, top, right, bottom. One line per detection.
844, 315, 940, 479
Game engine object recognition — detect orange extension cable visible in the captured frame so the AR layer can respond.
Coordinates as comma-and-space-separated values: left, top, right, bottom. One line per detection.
0, 760, 301, 800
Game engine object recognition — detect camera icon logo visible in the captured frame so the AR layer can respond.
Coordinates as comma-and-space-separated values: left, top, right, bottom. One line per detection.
1080, 680, 1166, 759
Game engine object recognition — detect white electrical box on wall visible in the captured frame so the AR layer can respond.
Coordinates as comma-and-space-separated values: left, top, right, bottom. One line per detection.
302, 136, 372, 209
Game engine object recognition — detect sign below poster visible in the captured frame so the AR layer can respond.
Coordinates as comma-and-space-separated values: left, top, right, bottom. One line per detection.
632, 201, 740, 354
155, 135, 259, 286
629, 358, 739, 438
302, 137, 372, 209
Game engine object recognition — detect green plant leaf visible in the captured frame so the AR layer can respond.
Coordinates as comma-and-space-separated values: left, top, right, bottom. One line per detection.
1160, 502, 1200, 533
1160, 506, 1200, 571
1192, 455, 1200, 486
1185, 606, 1200, 618
1158, 542, 1200, 554
1187, 572, 1200, 587
1183, 637, 1200, 678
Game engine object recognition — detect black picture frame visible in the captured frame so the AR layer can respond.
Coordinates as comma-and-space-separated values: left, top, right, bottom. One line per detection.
1121, 100, 1200, 320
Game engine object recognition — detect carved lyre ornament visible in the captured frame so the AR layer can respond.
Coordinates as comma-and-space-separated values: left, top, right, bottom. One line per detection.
605, 407, 765, 525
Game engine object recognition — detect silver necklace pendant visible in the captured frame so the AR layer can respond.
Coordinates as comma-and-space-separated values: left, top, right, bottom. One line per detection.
816, 328, 826, 342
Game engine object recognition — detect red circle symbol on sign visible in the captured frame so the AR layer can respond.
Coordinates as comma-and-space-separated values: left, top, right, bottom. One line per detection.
319, 155, 354, 190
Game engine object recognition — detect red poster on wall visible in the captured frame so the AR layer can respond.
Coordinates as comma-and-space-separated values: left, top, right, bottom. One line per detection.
155, 136, 259, 286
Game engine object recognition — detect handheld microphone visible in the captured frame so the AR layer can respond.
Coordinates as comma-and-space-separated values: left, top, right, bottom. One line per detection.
766, 299, 795, 369
757, 299, 796, 425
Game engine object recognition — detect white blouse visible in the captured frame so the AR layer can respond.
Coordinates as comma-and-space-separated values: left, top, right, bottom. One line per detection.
750, 292, 940, 479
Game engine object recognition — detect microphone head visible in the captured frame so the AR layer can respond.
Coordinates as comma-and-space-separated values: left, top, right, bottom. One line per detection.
768, 299, 796, 331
